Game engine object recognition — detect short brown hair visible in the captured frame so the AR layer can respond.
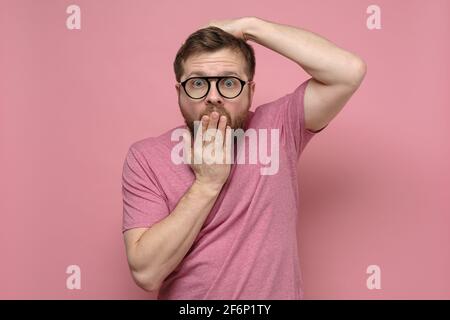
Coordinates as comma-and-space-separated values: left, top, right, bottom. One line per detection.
173, 26, 256, 83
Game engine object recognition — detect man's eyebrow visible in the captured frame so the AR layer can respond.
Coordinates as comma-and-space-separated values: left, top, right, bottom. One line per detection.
187, 71, 241, 77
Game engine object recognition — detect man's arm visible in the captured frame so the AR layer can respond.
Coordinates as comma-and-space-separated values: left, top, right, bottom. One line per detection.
124, 113, 231, 292
203, 17, 366, 131
124, 180, 223, 291
243, 16, 367, 132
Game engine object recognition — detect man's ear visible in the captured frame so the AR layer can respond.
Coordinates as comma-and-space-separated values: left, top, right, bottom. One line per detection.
175, 83, 180, 95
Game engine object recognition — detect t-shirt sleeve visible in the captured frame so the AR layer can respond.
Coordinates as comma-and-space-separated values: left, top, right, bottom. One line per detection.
280, 78, 327, 158
121, 145, 169, 233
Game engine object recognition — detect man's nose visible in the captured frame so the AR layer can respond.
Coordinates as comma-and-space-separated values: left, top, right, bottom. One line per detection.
205, 80, 224, 105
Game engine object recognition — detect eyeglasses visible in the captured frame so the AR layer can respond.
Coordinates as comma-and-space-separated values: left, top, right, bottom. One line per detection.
179, 76, 252, 99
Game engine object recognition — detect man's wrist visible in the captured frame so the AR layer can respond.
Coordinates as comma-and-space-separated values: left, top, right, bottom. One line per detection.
242, 16, 267, 43
192, 179, 224, 198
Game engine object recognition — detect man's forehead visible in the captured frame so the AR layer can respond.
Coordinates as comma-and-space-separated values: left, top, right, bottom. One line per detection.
186, 70, 241, 77
187, 48, 242, 62
183, 49, 245, 77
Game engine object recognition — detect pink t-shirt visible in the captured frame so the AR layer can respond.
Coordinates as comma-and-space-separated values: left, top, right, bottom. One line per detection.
121, 78, 325, 299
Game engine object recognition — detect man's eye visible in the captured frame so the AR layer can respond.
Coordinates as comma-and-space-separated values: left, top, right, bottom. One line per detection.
193, 80, 205, 87
224, 79, 235, 87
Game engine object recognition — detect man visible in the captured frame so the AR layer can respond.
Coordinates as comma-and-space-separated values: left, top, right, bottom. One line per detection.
121, 16, 366, 299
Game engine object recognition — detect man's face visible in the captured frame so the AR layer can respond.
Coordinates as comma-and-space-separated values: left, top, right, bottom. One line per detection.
175, 48, 255, 136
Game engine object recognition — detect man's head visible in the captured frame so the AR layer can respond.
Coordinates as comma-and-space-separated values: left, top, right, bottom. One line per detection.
174, 26, 256, 136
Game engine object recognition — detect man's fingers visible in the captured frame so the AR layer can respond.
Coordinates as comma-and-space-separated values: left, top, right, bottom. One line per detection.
217, 115, 227, 142
181, 130, 193, 164
201, 115, 209, 136
195, 115, 209, 148
224, 126, 232, 164
213, 116, 226, 163
204, 111, 219, 144
207, 111, 219, 131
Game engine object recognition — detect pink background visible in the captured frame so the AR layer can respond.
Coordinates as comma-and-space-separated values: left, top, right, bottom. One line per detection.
1, 0, 449, 299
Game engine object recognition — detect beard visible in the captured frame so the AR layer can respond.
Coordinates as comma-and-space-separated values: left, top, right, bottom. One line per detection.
181, 105, 250, 138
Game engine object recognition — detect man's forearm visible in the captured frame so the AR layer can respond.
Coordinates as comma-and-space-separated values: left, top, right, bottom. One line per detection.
243, 16, 365, 86
128, 181, 223, 291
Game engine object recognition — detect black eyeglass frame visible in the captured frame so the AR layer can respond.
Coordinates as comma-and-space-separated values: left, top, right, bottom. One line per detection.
179, 76, 252, 99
